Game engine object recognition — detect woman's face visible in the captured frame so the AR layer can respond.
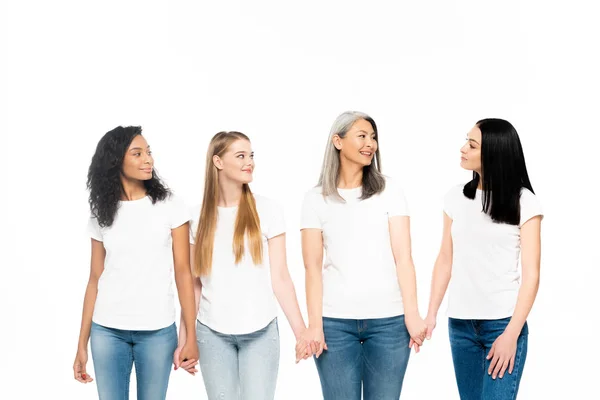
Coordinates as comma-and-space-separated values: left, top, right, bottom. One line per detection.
214, 139, 254, 184
121, 135, 154, 181
334, 119, 378, 167
460, 125, 482, 173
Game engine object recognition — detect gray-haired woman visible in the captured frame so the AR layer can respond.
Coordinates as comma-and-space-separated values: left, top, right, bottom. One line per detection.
298, 111, 427, 399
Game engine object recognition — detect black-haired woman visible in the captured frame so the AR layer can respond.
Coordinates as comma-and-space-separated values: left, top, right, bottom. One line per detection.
72, 126, 199, 400
425, 119, 543, 400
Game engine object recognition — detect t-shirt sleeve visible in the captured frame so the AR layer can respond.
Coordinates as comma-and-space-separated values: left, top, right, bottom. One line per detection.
87, 216, 103, 241
443, 185, 459, 219
189, 204, 201, 245
519, 189, 543, 227
169, 195, 192, 229
265, 199, 286, 239
300, 191, 322, 230
385, 179, 410, 217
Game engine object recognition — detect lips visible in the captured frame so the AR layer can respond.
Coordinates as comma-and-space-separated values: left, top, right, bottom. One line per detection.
360, 151, 373, 156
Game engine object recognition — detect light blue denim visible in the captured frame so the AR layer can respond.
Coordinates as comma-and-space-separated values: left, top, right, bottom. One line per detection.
90, 321, 177, 400
196, 318, 280, 400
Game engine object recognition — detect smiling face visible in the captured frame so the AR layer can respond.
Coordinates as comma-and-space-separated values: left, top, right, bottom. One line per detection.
121, 134, 154, 181
334, 118, 378, 167
460, 125, 482, 173
213, 138, 254, 184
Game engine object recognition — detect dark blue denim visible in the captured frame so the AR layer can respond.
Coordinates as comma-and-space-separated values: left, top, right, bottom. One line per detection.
315, 315, 411, 400
449, 317, 528, 400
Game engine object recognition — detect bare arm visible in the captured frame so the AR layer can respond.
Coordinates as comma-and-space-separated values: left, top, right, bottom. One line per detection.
172, 223, 199, 364
73, 238, 105, 383
505, 216, 542, 337
425, 212, 454, 324
269, 234, 307, 339
178, 244, 202, 347
302, 229, 324, 330
389, 216, 426, 346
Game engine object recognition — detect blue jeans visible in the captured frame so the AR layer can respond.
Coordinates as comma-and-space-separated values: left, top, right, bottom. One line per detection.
449, 318, 528, 400
90, 322, 177, 400
315, 315, 411, 400
196, 318, 280, 400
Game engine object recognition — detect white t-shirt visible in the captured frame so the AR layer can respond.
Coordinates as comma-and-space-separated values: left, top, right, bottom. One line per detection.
190, 195, 285, 335
300, 177, 410, 319
88, 194, 191, 330
444, 184, 543, 319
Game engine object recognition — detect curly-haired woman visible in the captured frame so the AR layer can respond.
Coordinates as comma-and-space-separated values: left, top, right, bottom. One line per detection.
72, 126, 199, 400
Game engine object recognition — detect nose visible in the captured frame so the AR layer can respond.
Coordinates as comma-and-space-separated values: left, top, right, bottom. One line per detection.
460, 143, 468, 154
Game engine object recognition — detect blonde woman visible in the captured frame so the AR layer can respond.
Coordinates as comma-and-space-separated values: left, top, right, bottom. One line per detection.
176, 131, 312, 399
300, 111, 427, 399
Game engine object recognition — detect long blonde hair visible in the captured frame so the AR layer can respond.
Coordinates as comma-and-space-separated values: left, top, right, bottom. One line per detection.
193, 131, 263, 277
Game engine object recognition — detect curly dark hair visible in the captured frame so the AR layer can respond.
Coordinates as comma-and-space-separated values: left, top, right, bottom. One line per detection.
87, 126, 170, 227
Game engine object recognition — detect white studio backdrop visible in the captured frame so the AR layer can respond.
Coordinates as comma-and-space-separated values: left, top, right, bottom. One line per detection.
1, 0, 598, 399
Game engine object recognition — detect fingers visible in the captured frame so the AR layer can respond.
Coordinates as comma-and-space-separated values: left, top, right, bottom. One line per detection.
316, 341, 324, 358
491, 356, 505, 379
180, 359, 197, 370
426, 326, 433, 340
498, 358, 510, 379
486, 343, 495, 361
508, 355, 515, 375
412, 336, 424, 346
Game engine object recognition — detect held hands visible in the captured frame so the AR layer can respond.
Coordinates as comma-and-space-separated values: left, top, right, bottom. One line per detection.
173, 341, 199, 375
487, 330, 518, 380
73, 348, 94, 383
295, 326, 327, 363
405, 312, 428, 353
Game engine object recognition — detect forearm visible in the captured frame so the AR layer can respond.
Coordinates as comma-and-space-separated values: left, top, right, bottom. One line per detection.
174, 270, 198, 342
273, 275, 306, 339
77, 282, 98, 350
396, 259, 419, 316
426, 256, 452, 318
506, 272, 540, 337
305, 267, 323, 328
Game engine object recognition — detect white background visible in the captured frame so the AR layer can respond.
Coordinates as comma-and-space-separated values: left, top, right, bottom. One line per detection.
1, 0, 598, 399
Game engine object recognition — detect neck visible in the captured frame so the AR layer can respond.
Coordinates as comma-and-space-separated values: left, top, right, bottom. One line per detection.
120, 176, 147, 201
337, 157, 364, 189
218, 177, 243, 207
476, 171, 483, 190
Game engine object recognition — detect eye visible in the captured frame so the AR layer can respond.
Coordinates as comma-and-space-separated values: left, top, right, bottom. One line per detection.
469, 144, 475, 149
250, 154, 254, 159
133, 152, 141, 156
358, 134, 366, 138
148, 151, 153, 156
237, 154, 244, 159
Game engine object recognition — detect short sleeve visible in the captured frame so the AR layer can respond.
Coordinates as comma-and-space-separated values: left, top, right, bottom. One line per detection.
385, 179, 410, 217
168, 195, 192, 229
87, 216, 103, 241
519, 189, 543, 227
265, 199, 286, 239
443, 184, 463, 219
189, 204, 201, 245
300, 191, 322, 230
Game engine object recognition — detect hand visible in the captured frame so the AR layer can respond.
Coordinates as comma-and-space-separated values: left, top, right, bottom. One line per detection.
424, 314, 437, 340
405, 313, 427, 353
174, 342, 199, 375
294, 328, 319, 363
487, 331, 518, 379
296, 325, 327, 362
73, 348, 93, 383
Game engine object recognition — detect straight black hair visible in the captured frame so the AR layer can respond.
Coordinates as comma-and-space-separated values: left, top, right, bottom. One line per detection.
463, 118, 534, 225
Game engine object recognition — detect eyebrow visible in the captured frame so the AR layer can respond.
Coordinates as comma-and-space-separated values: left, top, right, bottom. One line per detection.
356, 130, 376, 135
468, 138, 480, 145
129, 146, 150, 151
234, 151, 254, 154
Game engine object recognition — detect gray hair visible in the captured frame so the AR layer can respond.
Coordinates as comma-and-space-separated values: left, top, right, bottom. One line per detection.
317, 111, 385, 202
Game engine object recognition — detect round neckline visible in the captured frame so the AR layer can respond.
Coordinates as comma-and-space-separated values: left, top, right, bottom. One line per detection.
119, 195, 148, 204
337, 186, 362, 191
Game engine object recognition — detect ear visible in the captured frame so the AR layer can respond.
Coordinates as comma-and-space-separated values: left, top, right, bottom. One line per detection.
332, 134, 342, 151
213, 155, 224, 170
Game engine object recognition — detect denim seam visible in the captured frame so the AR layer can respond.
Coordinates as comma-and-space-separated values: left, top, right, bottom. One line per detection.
509, 335, 525, 400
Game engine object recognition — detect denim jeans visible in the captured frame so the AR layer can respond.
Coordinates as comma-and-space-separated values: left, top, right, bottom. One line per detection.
449, 317, 529, 400
314, 315, 411, 400
90, 321, 177, 400
196, 318, 280, 400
